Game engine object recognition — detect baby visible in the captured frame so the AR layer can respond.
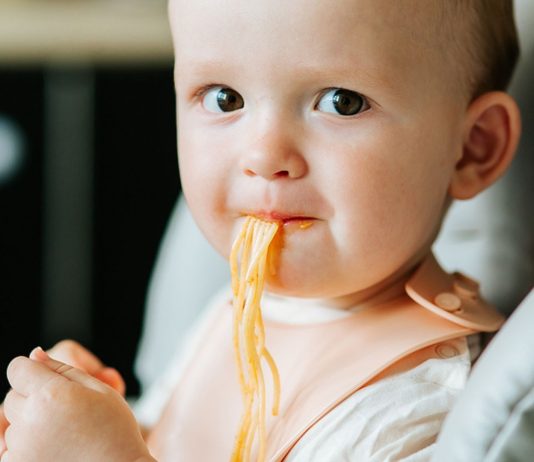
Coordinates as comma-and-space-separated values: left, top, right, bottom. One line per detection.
0, 0, 521, 461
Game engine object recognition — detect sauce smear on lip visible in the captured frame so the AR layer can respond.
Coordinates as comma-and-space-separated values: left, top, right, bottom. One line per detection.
298, 220, 314, 230
281, 218, 315, 231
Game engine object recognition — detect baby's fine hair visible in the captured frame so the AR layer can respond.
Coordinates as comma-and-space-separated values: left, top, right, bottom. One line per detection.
442, 0, 519, 100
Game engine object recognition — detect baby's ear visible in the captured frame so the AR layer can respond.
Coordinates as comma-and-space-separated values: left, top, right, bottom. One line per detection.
449, 91, 521, 200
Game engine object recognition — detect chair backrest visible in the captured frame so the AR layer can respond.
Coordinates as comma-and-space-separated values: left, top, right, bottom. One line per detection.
134, 199, 229, 390
431, 290, 534, 462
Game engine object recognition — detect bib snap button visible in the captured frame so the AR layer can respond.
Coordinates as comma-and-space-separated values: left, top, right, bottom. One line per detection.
435, 343, 460, 358
434, 292, 462, 312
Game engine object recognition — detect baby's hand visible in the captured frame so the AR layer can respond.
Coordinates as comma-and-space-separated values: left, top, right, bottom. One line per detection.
0, 406, 7, 455
1, 348, 155, 462
46, 339, 126, 396
0, 340, 124, 456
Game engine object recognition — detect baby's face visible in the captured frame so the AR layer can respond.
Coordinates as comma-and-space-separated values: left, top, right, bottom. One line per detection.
170, 0, 467, 305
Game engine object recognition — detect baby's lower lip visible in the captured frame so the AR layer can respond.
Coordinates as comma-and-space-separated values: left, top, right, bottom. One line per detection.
281, 217, 316, 230
239, 213, 317, 230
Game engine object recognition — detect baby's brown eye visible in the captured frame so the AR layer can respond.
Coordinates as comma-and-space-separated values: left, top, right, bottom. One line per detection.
317, 88, 366, 116
202, 86, 244, 113
217, 88, 244, 111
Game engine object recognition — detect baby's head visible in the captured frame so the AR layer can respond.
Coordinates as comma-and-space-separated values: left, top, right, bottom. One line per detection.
169, 0, 521, 306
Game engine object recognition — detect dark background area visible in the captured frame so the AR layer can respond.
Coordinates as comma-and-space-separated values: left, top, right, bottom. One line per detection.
0, 66, 180, 397
0, 70, 44, 396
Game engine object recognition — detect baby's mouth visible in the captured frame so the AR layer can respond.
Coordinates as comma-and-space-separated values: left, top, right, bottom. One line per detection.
244, 211, 317, 230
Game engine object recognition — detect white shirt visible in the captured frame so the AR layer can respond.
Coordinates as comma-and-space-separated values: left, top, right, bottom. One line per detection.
134, 288, 479, 461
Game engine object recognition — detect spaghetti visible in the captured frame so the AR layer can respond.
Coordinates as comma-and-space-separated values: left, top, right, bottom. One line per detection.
230, 216, 281, 462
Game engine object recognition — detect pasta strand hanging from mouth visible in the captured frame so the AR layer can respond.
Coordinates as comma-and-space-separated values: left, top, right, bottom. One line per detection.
230, 216, 281, 462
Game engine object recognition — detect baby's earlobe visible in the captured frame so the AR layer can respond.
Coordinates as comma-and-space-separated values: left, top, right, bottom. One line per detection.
449, 91, 521, 200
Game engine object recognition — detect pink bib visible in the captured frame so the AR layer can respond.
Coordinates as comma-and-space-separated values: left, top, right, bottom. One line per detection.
147, 254, 503, 461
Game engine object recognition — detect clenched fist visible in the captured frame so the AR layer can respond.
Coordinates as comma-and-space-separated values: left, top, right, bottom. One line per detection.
1, 348, 155, 462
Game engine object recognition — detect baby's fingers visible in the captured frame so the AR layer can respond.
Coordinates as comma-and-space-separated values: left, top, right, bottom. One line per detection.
2, 391, 24, 425
0, 405, 8, 455
0, 405, 7, 430
94, 367, 126, 396
28, 348, 108, 393
46, 341, 126, 395
46, 340, 102, 374
7, 350, 107, 397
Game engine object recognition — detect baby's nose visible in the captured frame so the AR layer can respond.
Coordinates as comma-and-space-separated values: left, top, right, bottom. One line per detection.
240, 134, 308, 180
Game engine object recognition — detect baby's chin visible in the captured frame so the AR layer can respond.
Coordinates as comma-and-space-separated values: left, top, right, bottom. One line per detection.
262, 244, 354, 300
263, 256, 397, 307
263, 264, 336, 300
263, 274, 367, 309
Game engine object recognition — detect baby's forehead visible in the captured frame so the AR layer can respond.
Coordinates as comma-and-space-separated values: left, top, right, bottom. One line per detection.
170, 0, 464, 95
170, 0, 450, 38
171, 1, 446, 57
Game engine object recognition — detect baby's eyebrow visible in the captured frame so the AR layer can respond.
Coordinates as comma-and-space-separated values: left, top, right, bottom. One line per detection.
291, 63, 396, 93
174, 58, 401, 99
174, 58, 221, 77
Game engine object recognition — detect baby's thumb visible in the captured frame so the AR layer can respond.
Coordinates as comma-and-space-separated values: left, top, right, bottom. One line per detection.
29, 347, 108, 393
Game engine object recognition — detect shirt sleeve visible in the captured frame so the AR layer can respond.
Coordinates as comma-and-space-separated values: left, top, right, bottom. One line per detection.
285, 336, 472, 462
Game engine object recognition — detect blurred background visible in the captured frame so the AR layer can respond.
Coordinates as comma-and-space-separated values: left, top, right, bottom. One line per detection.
0, 0, 178, 397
